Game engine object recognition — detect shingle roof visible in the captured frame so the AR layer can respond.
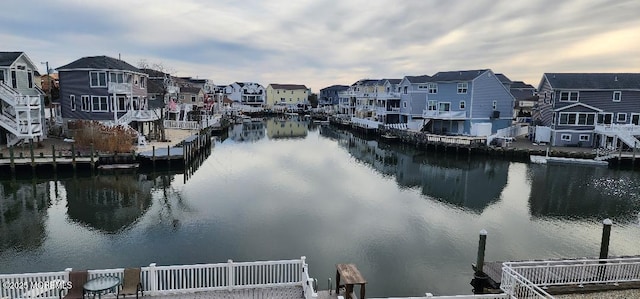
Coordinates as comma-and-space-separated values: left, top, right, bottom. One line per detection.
545, 73, 640, 90
378, 79, 402, 85
510, 81, 535, 89
510, 89, 538, 101
320, 85, 349, 91
269, 84, 308, 90
0, 52, 23, 67
405, 75, 431, 84
494, 73, 512, 84
180, 86, 202, 94
429, 69, 489, 82
141, 68, 168, 78
57, 55, 141, 73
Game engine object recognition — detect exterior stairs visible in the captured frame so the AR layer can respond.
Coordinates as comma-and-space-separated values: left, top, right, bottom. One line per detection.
0, 82, 43, 146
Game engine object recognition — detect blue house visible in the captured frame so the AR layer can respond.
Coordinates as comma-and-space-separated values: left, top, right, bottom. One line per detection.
533, 73, 640, 148
398, 75, 430, 126
420, 69, 514, 135
57, 55, 160, 134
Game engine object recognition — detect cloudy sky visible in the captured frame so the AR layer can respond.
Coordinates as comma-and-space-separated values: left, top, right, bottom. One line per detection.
2, 0, 639, 92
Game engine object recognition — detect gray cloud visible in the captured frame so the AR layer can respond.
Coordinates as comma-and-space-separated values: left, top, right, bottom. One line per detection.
1, 0, 639, 91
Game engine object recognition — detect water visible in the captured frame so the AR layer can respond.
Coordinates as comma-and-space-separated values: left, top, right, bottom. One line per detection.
2, 117, 640, 297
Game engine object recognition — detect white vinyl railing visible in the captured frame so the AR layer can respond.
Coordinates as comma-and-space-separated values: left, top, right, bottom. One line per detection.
351, 117, 380, 129
0, 258, 311, 299
164, 120, 200, 130
503, 257, 640, 289
501, 266, 553, 298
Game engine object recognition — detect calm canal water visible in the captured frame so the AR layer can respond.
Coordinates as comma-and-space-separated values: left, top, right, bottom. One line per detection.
2, 117, 640, 297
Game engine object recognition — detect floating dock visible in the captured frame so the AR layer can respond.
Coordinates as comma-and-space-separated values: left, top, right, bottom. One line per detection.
530, 155, 609, 166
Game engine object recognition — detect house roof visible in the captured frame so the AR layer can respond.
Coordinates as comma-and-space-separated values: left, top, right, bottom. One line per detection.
352, 79, 379, 86
544, 73, 640, 90
494, 73, 512, 84
378, 79, 402, 85
140, 68, 168, 78
57, 55, 142, 73
180, 86, 202, 94
510, 81, 535, 89
0, 52, 23, 67
404, 75, 431, 84
510, 89, 538, 101
429, 69, 489, 82
270, 84, 308, 90
320, 85, 349, 91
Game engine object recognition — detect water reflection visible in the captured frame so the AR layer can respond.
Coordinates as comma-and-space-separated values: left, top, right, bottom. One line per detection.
322, 126, 509, 212
266, 116, 308, 139
64, 174, 156, 233
528, 164, 640, 221
229, 121, 266, 142
0, 179, 49, 251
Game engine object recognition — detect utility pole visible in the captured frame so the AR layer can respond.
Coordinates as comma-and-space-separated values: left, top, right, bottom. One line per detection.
41, 61, 54, 126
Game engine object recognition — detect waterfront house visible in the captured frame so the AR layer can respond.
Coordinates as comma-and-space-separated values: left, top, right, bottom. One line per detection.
510, 81, 538, 123
421, 69, 515, 135
141, 68, 180, 104
265, 84, 309, 108
226, 82, 265, 107
57, 55, 162, 139
178, 86, 205, 106
350, 79, 379, 119
533, 73, 640, 148
319, 85, 349, 111
0, 52, 45, 146
374, 79, 402, 124
337, 87, 356, 116
398, 74, 430, 128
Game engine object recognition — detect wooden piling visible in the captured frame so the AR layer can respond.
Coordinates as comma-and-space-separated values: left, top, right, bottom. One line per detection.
29, 139, 35, 168
9, 147, 15, 174
52, 144, 57, 171
167, 145, 171, 167
599, 219, 612, 260
90, 143, 95, 171
71, 143, 76, 171
152, 146, 156, 168
476, 229, 488, 274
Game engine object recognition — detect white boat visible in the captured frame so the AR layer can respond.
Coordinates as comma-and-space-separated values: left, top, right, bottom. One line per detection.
530, 155, 608, 166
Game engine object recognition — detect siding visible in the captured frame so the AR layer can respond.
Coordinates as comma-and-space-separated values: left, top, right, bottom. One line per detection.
426, 81, 472, 117
470, 71, 513, 121
555, 90, 640, 124
553, 131, 594, 147
59, 70, 120, 121
533, 77, 553, 126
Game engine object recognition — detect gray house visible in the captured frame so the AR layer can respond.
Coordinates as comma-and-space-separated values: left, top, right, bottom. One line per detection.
57, 56, 159, 131
319, 85, 349, 108
534, 73, 640, 148
0, 52, 45, 146
398, 75, 430, 125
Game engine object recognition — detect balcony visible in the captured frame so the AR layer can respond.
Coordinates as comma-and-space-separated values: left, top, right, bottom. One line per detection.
377, 92, 401, 99
595, 124, 640, 135
423, 110, 467, 119
108, 82, 132, 94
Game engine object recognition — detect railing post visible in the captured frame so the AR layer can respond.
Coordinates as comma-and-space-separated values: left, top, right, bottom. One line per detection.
228, 259, 234, 291
301, 256, 307, 283
148, 263, 157, 295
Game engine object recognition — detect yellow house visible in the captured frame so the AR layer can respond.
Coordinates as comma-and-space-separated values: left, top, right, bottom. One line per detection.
266, 84, 308, 107
265, 117, 308, 139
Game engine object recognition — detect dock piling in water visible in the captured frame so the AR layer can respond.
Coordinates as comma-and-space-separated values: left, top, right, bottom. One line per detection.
599, 219, 612, 260
476, 229, 487, 274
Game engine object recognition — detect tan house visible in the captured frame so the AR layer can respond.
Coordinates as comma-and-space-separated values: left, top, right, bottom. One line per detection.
266, 84, 308, 108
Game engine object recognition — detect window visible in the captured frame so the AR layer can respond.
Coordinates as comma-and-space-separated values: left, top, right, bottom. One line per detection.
70, 95, 76, 111
559, 91, 579, 102
560, 112, 595, 125
403, 86, 408, 94
191, 95, 196, 102
109, 72, 125, 83
617, 113, 627, 123
597, 113, 613, 125
613, 91, 621, 102
457, 82, 468, 94
27, 71, 33, 88
428, 100, 437, 111
561, 134, 571, 141
113, 96, 126, 111
0, 69, 4, 83
81, 95, 90, 111
418, 84, 428, 90
439, 102, 451, 111
91, 96, 109, 112
428, 83, 437, 94
492, 100, 497, 110
11, 70, 17, 88
403, 101, 407, 108
140, 76, 146, 88
632, 114, 640, 125
90, 72, 107, 87
579, 134, 590, 142
459, 101, 465, 109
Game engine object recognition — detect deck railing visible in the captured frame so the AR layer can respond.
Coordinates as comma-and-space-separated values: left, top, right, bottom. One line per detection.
0, 258, 311, 299
501, 265, 553, 298
503, 257, 640, 290
164, 120, 200, 130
